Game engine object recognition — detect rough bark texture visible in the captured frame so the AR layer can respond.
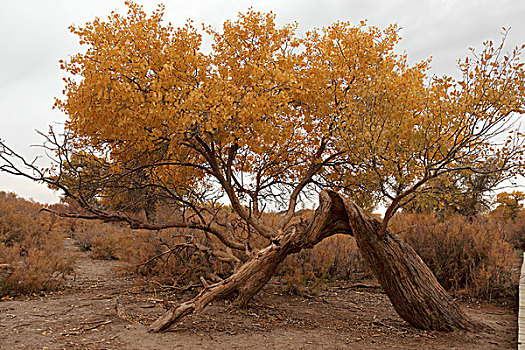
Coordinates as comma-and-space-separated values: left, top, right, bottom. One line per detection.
149, 190, 479, 333
0, 264, 14, 285
149, 191, 352, 332
340, 196, 479, 331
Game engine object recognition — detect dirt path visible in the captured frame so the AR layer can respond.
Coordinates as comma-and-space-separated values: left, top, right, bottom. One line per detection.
0, 244, 518, 349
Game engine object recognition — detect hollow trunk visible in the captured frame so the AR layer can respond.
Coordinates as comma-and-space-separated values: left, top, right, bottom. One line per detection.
341, 197, 479, 331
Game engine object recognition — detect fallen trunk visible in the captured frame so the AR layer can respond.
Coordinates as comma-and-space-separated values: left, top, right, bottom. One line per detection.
149, 190, 479, 332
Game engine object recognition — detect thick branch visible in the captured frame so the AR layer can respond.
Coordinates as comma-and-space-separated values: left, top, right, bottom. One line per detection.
149, 190, 352, 332
41, 208, 245, 251
191, 136, 275, 238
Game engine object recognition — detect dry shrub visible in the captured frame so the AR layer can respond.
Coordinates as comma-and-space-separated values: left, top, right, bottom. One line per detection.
489, 210, 525, 250
68, 220, 124, 259
0, 192, 76, 295
62, 202, 521, 302
114, 228, 234, 286
85, 208, 366, 294
91, 234, 121, 260
111, 206, 271, 286
64, 205, 245, 286
107, 209, 368, 294
279, 235, 368, 295
390, 212, 519, 300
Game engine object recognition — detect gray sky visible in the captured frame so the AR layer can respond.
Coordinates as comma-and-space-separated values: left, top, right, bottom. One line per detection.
1, 0, 524, 203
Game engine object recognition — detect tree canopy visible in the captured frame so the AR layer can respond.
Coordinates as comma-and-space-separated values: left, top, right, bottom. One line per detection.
44, 2, 525, 233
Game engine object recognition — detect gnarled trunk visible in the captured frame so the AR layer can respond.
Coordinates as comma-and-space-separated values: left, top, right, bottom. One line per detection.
149, 245, 291, 332
341, 196, 479, 331
149, 190, 479, 332
149, 190, 351, 332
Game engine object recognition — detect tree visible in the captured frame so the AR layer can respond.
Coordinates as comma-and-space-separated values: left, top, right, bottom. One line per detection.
297, 21, 525, 331
1, 2, 524, 332
299, 22, 525, 230
492, 190, 525, 220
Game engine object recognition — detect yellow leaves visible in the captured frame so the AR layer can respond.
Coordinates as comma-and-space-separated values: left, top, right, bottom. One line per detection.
55, 4, 525, 207
493, 191, 525, 219
59, 10, 206, 147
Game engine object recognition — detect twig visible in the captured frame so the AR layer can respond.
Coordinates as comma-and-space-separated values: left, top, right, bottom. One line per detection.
332, 282, 382, 290
146, 298, 176, 305
115, 297, 128, 321
200, 276, 211, 289
135, 244, 195, 270
83, 320, 111, 331
80, 319, 109, 325
149, 280, 200, 291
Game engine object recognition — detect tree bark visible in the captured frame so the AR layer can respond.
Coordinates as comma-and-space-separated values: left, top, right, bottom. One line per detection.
149, 190, 352, 332
340, 196, 479, 331
149, 190, 479, 332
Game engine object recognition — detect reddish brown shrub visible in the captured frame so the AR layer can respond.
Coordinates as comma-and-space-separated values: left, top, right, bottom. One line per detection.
59, 202, 520, 301
68, 220, 124, 259
0, 192, 76, 295
489, 210, 525, 250
279, 235, 368, 295
390, 212, 519, 300
114, 227, 236, 286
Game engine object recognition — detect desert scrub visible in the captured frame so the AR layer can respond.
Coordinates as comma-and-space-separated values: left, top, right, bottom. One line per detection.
280, 235, 369, 295
62, 205, 521, 302
92, 208, 370, 293
390, 212, 519, 300
0, 192, 76, 295
68, 220, 125, 259
114, 227, 235, 286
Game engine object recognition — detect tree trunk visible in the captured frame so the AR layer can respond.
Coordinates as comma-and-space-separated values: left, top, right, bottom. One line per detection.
0, 264, 14, 285
340, 196, 479, 331
149, 190, 352, 332
148, 245, 290, 332
149, 190, 480, 332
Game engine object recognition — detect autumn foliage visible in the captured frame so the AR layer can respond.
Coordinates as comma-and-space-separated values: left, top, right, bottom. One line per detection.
50, 2, 525, 226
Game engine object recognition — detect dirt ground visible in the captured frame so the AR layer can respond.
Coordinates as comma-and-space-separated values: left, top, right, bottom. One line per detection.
0, 241, 518, 350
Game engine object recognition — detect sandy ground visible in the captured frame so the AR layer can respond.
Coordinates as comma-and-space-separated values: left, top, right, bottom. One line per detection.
0, 244, 517, 350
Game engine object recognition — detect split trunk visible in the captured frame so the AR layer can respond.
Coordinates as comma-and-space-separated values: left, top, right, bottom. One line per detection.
149, 191, 479, 332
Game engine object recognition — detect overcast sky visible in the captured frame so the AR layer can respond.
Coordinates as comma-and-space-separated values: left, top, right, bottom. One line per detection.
1, 0, 524, 203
